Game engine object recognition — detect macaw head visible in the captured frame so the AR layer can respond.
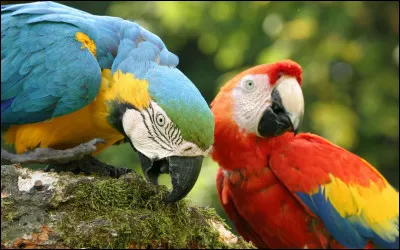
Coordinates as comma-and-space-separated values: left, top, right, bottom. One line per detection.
211, 60, 304, 139
106, 51, 214, 203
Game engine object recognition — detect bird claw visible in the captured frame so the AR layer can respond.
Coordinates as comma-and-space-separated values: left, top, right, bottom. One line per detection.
1, 138, 132, 178
87, 138, 106, 148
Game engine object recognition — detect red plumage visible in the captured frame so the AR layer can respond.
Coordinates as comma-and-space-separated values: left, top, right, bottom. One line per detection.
211, 60, 397, 249
213, 132, 378, 248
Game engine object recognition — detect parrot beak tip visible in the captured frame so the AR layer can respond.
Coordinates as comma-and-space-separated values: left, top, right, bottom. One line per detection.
163, 156, 203, 203
136, 151, 203, 203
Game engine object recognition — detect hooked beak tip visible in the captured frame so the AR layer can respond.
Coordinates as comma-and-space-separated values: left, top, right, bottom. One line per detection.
163, 156, 203, 203
136, 150, 203, 203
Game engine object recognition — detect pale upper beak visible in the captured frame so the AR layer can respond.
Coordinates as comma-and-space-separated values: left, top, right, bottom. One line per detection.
257, 76, 304, 137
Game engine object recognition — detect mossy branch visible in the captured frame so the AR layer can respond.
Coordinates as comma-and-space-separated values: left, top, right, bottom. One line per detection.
1, 164, 255, 249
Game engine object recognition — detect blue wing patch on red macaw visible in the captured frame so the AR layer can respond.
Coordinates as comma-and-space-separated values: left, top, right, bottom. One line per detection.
297, 189, 368, 248
297, 188, 399, 249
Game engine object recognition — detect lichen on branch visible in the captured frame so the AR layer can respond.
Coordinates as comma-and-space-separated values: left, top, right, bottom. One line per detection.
1, 164, 254, 249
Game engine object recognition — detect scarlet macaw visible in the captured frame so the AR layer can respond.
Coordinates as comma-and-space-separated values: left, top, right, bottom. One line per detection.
211, 60, 399, 248
1, 1, 214, 202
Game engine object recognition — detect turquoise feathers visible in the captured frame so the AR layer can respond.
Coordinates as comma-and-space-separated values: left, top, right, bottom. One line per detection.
1, 1, 214, 149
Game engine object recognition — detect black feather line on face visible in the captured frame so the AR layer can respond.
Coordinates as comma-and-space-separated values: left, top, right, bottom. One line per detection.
166, 122, 174, 140
145, 107, 173, 151
177, 136, 183, 146
108, 100, 183, 153
148, 106, 173, 149
165, 122, 183, 147
140, 111, 172, 152
171, 124, 181, 146
140, 112, 156, 140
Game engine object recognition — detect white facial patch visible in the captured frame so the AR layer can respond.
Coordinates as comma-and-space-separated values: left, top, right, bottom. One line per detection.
232, 74, 273, 134
231, 74, 304, 136
274, 76, 304, 130
122, 101, 210, 160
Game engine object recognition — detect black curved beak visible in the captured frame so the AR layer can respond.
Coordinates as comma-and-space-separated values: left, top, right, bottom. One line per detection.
257, 88, 296, 137
258, 107, 295, 137
137, 151, 203, 203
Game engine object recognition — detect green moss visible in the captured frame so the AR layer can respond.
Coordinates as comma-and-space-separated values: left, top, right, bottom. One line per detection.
51, 173, 245, 249
1, 199, 21, 224
1, 199, 13, 208
1, 199, 15, 221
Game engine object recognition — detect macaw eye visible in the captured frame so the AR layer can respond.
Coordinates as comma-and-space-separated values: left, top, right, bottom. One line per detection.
156, 114, 165, 126
244, 80, 255, 91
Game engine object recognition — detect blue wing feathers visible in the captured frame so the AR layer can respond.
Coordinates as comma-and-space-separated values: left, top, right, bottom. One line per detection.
1, 2, 103, 124
297, 188, 399, 249
2, 1, 215, 153
370, 221, 399, 249
1, 98, 14, 111
139, 27, 165, 50
159, 48, 179, 67
2, 1, 185, 126
1, 4, 13, 10
297, 190, 368, 248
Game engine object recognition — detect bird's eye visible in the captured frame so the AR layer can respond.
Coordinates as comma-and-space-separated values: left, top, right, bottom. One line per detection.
244, 80, 255, 90
156, 114, 165, 126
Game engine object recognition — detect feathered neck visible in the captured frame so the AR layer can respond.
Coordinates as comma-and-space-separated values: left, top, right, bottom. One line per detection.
211, 84, 296, 170
211, 112, 296, 171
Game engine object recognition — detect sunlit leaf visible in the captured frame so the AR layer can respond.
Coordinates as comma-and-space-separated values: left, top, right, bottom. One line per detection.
263, 13, 284, 37
198, 33, 219, 55
310, 103, 359, 149
215, 47, 244, 70
285, 17, 318, 40
342, 41, 363, 63
257, 40, 293, 64
393, 45, 399, 66
210, 2, 237, 22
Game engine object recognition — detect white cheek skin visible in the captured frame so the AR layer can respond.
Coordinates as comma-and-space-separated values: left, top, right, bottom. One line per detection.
174, 141, 212, 157
122, 102, 211, 160
232, 74, 272, 134
122, 108, 168, 160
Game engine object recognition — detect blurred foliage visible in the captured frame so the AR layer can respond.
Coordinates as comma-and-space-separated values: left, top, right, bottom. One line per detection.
2, 1, 398, 236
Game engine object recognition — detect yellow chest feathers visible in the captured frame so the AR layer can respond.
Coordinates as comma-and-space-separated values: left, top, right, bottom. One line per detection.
4, 69, 152, 154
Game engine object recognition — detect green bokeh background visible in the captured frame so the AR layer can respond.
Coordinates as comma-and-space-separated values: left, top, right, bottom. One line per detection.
2, 1, 399, 235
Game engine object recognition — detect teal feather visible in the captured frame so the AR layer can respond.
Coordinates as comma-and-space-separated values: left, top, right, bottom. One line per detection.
1, 1, 214, 149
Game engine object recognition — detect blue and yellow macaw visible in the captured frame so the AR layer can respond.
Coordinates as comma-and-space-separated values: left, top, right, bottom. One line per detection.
1, 1, 214, 202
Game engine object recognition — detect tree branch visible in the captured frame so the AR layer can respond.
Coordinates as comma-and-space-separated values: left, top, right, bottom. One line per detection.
1, 164, 254, 249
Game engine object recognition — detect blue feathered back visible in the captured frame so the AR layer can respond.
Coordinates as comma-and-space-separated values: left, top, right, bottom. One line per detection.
1, 1, 214, 149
